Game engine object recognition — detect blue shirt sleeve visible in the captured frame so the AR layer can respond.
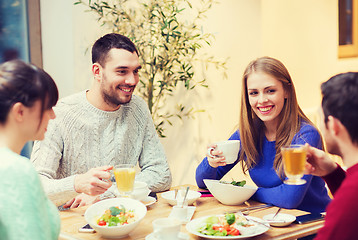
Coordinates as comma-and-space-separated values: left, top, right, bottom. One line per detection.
251, 124, 324, 209
195, 131, 241, 188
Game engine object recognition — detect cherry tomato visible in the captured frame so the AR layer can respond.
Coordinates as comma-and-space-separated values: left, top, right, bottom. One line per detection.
228, 227, 240, 236
212, 225, 224, 232
98, 220, 106, 226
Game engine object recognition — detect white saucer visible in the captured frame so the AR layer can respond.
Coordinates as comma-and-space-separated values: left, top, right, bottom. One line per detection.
145, 232, 189, 240
141, 196, 157, 206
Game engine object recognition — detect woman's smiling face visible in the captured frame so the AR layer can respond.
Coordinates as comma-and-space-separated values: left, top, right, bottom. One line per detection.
247, 71, 287, 128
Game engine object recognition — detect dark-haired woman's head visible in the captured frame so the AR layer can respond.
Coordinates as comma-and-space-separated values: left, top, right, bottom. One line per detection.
0, 60, 59, 128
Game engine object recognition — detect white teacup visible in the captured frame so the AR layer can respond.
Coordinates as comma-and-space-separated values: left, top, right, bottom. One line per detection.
131, 181, 151, 200
170, 205, 188, 222
152, 218, 182, 240
208, 140, 240, 164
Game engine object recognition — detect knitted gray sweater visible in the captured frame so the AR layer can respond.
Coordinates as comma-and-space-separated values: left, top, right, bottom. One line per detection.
31, 91, 172, 206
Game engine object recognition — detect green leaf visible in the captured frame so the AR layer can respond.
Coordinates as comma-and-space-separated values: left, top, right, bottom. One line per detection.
109, 206, 125, 216
225, 213, 236, 225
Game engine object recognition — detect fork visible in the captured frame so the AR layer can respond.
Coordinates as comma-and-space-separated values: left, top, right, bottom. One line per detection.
237, 204, 273, 215
237, 212, 272, 229
225, 204, 273, 215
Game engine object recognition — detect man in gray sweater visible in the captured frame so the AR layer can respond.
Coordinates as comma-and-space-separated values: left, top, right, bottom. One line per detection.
31, 33, 172, 208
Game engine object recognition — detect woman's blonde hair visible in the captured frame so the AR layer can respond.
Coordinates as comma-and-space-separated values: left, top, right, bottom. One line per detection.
238, 56, 320, 177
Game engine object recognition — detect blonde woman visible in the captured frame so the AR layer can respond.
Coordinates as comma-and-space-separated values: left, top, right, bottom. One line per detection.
0, 60, 60, 239
196, 57, 331, 213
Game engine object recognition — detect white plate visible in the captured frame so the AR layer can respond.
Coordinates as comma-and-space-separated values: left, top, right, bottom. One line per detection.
262, 213, 296, 227
186, 215, 269, 239
145, 232, 189, 240
141, 196, 157, 206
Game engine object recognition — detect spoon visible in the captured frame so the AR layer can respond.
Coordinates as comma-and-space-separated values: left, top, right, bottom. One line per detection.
272, 207, 282, 219
181, 187, 190, 207
174, 189, 178, 199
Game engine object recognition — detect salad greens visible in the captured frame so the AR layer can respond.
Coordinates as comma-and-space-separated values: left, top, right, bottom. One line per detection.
230, 180, 246, 187
97, 205, 137, 227
219, 179, 247, 187
197, 213, 244, 236
109, 205, 124, 216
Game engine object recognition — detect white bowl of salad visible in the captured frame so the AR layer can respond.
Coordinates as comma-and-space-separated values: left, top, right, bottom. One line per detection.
84, 198, 147, 238
204, 179, 258, 205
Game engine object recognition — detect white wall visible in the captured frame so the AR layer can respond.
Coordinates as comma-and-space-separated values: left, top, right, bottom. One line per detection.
261, 0, 358, 109
40, 0, 358, 187
40, 0, 75, 98
161, 0, 262, 186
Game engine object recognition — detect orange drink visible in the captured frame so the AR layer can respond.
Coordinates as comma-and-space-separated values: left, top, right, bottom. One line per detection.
282, 145, 307, 185
113, 164, 135, 196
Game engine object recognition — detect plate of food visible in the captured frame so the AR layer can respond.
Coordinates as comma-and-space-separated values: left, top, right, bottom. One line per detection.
186, 213, 269, 239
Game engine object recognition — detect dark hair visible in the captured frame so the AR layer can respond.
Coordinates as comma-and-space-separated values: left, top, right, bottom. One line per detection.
0, 60, 59, 124
321, 72, 358, 144
92, 33, 138, 66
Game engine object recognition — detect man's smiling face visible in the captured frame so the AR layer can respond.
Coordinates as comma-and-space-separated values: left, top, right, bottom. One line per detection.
99, 48, 141, 109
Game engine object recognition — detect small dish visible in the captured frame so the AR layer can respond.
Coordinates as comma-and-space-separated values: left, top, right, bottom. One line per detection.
161, 190, 201, 206
262, 213, 296, 227
141, 196, 157, 206
145, 232, 189, 240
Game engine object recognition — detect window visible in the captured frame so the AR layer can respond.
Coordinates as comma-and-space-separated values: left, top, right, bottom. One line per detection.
0, 0, 41, 157
339, 0, 358, 58
28, 0, 42, 67
0, 0, 42, 66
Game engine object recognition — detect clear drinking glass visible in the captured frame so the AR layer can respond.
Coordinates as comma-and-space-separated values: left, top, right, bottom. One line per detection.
113, 164, 136, 197
282, 144, 307, 185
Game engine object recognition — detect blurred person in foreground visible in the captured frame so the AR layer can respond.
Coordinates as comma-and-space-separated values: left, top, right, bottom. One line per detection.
305, 72, 358, 240
31, 33, 172, 208
196, 56, 331, 213
0, 60, 60, 239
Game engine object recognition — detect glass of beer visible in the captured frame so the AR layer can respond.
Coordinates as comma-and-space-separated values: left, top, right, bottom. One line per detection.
282, 144, 307, 185
113, 164, 136, 197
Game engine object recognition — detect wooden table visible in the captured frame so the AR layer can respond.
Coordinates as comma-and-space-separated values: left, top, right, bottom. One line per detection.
59, 187, 324, 240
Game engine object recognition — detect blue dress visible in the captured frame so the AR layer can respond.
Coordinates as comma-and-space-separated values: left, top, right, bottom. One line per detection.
195, 123, 331, 213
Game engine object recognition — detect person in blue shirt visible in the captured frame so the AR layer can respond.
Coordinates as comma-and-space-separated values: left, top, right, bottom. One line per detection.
196, 56, 331, 213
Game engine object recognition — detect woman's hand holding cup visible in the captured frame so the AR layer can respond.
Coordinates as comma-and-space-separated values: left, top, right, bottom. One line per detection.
206, 140, 240, 168
206, 144, 227, 168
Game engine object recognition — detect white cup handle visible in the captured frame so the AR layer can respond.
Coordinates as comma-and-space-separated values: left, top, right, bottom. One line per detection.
207, 147, 216, 158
